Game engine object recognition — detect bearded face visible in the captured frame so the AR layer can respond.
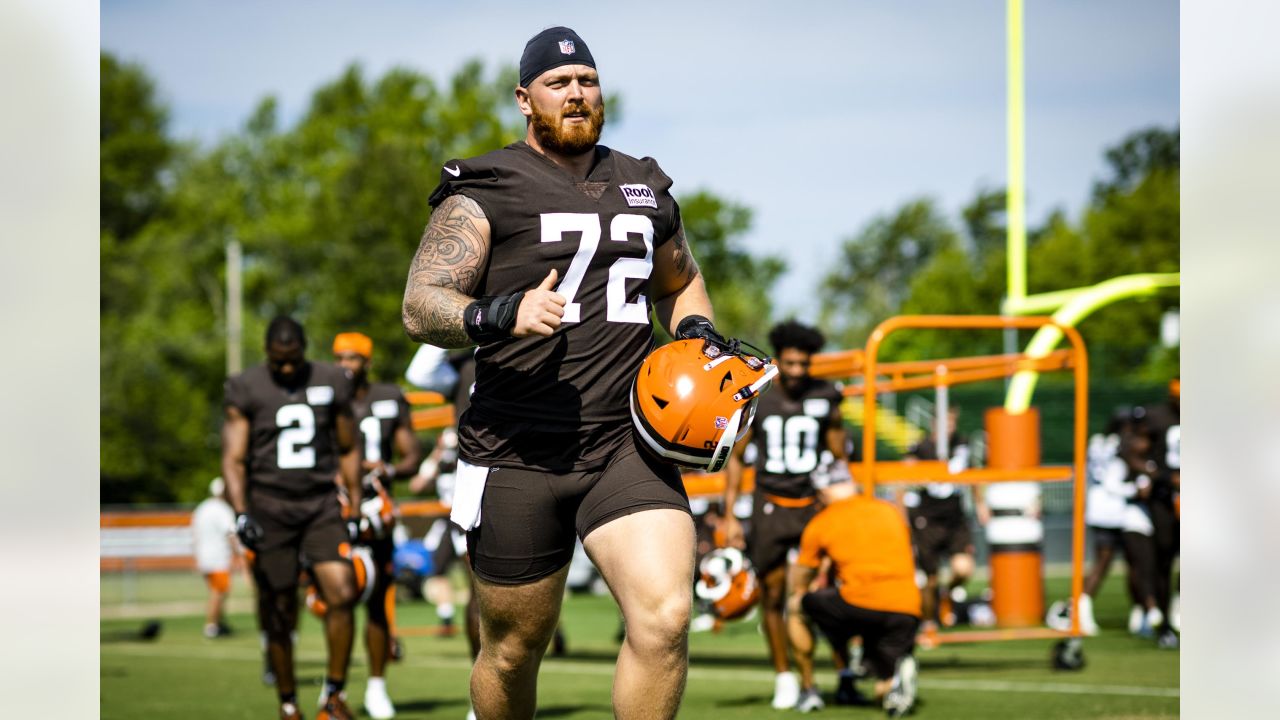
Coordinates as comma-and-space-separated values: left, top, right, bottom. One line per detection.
529, 94, 606, 156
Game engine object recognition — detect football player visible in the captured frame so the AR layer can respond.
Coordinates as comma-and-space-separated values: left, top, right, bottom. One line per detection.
788, 480, 922, 717
1144, 381, 1180, 647
332, 332, 424, 719
901, 407, 976, 641
722, 320, 849, 710
401, 27, 721, 718
222, 317, 361, 720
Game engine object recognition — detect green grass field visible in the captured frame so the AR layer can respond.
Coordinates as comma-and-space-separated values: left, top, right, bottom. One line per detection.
101, 573, 1178, 719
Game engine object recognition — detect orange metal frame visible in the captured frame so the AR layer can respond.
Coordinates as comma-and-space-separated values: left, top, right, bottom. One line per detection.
859, 315, 1088, 641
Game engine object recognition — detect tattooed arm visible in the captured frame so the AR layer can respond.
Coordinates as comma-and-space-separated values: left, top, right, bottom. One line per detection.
402, 194, 491, 348
651, 222, 714, 336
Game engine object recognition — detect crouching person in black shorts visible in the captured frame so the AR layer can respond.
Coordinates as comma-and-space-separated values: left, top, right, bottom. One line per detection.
223, 317, 362, 720
789, 482, 921, 717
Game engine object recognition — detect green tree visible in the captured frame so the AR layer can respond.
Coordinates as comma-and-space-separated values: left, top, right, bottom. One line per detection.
820, 125, 1178, 380
820, 199, 960, 350
674, 191, 785, 346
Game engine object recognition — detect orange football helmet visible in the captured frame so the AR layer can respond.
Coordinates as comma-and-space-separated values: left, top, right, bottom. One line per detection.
631, 338, 778, 472
306, 545, 377, 617
695, 547, 761, 621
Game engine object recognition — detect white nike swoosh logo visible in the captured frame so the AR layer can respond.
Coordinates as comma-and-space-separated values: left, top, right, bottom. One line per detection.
444, 165, 461, 177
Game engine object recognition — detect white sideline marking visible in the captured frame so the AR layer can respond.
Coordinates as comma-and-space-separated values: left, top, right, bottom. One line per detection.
102, 643, 1179, 699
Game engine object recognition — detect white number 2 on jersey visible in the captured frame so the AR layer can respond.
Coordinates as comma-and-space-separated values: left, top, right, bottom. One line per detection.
276, 404, 317, 469
540, 213, 654, 324
761, 414, 821, 475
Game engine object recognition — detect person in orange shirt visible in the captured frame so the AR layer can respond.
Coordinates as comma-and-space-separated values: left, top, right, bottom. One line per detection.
787, 481, 921, 717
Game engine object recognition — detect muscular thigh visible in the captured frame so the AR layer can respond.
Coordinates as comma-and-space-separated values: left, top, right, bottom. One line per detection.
585, 507, 695, 617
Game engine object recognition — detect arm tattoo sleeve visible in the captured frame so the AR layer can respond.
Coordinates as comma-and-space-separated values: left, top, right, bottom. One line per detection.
402, 194, 489, 347
671, 224, 696, 279
652, 223, 701, 302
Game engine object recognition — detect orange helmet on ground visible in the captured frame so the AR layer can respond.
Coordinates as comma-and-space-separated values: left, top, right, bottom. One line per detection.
631, 339, 778, 472
695, 547, 761, 621
305, 545, 377, 617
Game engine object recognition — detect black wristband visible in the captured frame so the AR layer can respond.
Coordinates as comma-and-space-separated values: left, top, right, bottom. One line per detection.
464, 292, 525, 343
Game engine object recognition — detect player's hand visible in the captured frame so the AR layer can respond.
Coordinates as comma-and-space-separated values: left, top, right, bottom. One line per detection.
722, 514, 746, 550
347, 518, 363, 543
235, 514, 264, 551
513, 269, 566, 337
676, 314, 728, 346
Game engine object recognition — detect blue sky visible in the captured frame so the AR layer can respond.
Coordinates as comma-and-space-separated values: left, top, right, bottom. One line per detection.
102, 0, 1178, 320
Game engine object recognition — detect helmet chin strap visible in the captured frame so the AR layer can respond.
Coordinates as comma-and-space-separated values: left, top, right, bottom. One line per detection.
707, 408, 743, 473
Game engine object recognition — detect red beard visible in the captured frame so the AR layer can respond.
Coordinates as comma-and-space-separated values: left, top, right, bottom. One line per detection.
530, 97, 606, 155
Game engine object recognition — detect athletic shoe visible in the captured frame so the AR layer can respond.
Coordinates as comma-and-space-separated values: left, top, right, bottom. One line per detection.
1128, 605, 1145, 635
364, 678, 396, 719
883, 655, 918, 718
279, 701, 302, 720
797, 687, 825, 713
1157, 629, 1179, 650
835, 675, 870, 706
771, 671, 800, 710
1138, 607, 1163, 638
316, 692, 354, 720
1078, 595, 1099, 636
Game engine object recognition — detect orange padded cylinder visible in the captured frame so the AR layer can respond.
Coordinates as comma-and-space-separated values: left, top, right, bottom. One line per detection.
984, 407, 1044, 628
986, 406, 1040, 468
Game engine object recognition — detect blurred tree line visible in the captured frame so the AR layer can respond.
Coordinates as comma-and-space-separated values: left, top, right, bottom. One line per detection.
820, 127, 1179, 380
100, 52, 783, 503
102, 51, 1176, 504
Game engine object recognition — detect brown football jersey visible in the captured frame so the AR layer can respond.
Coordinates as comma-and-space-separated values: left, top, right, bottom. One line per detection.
749, 380, 845, 498
351, 382, 413, 469
224, 362, 353, 496
429, 142, 682, 470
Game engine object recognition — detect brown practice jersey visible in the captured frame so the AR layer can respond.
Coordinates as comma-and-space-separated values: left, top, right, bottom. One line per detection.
749, 380, 845, 498
224, 363, 354, 496
352, 382, 413, 470
428, 142, 681, 470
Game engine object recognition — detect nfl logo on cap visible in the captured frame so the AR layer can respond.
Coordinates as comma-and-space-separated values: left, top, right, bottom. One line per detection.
558, 39, 576, 55
715, 416, 729, 430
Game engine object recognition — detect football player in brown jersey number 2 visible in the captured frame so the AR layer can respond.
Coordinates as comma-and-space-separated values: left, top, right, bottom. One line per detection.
223, 317, 362, 720
402, 26, 720, 720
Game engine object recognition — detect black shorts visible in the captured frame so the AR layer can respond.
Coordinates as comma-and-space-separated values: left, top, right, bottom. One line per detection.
248, 486, 349, 592
466, 430, 691, 585
802, 588, 919, 680
1089, 525, 1124, 552
748, 496, 819, 575
909, 508, 973, 576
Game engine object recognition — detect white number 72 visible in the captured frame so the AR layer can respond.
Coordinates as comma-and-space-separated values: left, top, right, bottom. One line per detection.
540, 213, 654, 325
